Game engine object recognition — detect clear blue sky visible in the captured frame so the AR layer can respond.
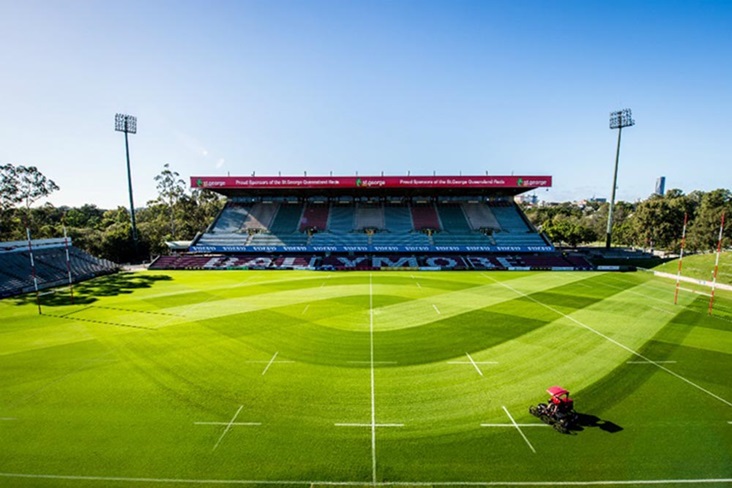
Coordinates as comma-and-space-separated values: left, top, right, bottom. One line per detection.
1, 0, 730, 209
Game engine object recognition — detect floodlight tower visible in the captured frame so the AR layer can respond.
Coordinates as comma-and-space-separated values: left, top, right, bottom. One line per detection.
115, 113, 139, 250
606, 108, 635, 249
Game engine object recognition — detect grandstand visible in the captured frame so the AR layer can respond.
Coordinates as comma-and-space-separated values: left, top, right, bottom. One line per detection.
0, 238, 118, 298
150, 174, 593, 271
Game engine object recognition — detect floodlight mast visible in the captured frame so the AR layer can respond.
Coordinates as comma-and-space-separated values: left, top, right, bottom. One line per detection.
114, 113, 139, 252
606, 108, 635, 249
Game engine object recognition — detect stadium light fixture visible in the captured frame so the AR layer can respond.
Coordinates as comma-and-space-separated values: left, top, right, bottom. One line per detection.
606, 108, 635, 249
114, 113, 139, 252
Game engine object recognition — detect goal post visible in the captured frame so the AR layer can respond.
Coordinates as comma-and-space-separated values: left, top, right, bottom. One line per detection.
707, 212, 726, 315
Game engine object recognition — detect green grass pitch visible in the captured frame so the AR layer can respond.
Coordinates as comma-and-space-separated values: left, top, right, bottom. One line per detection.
1, 270, 731, 487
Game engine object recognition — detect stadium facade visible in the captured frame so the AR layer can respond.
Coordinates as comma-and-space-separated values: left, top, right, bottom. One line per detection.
150, 174, 594, 271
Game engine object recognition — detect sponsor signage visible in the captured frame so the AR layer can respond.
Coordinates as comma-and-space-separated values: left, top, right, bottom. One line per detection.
189, 244, 555, 253
192, 175, 552, 190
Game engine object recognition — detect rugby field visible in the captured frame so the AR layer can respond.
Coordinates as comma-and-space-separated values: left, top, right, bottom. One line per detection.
1, 270, 731, 486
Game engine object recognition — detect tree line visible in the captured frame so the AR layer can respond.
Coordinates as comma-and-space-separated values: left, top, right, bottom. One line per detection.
523, 188, 731, 252
1, 162, 730, 263
1, 163, 224, 263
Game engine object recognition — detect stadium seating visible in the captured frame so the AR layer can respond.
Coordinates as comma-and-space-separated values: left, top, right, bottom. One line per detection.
410, 205, 441, 230
309, 232, 369, 247
242, 203, 279, 231
383, 205, 414, 233
355, 205, 385, 230
212, 203, 251, 232
191, 199, 552, 252
488, 201, 550, 247
436, 205, 471, 233
462, 203, 500, 230
269, 203, 304, 234
299, 204, 329, 231
0, 245, 118, 298
327, 206, 355, 234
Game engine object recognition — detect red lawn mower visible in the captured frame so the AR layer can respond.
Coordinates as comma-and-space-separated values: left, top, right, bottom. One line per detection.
529, 386, 578, 434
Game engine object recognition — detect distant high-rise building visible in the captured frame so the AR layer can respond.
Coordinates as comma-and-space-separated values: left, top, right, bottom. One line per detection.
655, 176, 666, 196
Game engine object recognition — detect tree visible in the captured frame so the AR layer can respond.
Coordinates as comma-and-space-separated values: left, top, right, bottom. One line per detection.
632, 195, 685, 250
16, 165, 60, 216
0, 164, 21, 212
154, 163, 186, 239
687, 189, 731, 252
541, 215, 597, 247
0, 163, 59, 238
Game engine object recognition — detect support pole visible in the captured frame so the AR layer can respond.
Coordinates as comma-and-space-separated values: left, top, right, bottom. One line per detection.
115, 113, 139, 260
606, 108, 635, 249
124, 128, 138, 250
674, 213, 688, 305
708, 212, 725, 315
63, 225, 75, 305
605, 126, 623, 248
26, 227, 42, 315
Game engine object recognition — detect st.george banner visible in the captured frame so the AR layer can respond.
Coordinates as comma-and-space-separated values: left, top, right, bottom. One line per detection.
189, 244, 556, 253
191, 175, 552, 190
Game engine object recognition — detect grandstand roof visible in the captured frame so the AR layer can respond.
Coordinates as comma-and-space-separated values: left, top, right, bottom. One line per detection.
190, 175, 552, 198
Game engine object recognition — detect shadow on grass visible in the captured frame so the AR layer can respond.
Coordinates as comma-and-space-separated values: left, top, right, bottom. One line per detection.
12, 272, 173, 307
571, 413, 623, 434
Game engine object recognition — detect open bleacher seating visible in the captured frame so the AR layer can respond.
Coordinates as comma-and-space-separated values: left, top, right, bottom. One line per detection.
0, 239, 118, 298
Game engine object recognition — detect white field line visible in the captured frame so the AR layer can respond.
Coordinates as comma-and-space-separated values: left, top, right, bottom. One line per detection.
650, 306, 675, 315
214, 405, 251, 451
347, 361, 398, 365
194, 422, 260, 426
433, 304, 441, 314
502, 406, 536, 454
0, 418, 16, 421
466, 352, 483, 376
678, 286, 712, 297
627, 361, 677, 364
606, 282, 672, 306
369, 273, 377, 484
302, 304, 310, 314
484, 274, 732, 408
607, 280, 732, 323
0, 473, 731, 486
244, 353, 295, 375
262, 352, 279, 376
481, 423, 550, 428
605, 279, 732, 323
416, 282, 422, 288
339, 274, 402, 484
631, 273, 732, 309
211, 405, 245, 451
334, 423, 404, 427
447, 361, 499, 365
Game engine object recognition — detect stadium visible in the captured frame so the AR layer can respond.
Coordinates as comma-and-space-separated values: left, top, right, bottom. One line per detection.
148, 173, 594, 271
1, 170, 731, 487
